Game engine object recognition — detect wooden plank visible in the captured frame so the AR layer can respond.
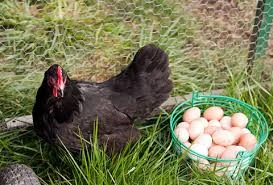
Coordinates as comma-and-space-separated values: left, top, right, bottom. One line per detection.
0, 89, 224, 132
2, 115, 33, 131
151, 89, 224, 115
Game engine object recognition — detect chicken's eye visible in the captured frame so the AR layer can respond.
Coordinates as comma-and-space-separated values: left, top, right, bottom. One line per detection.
48, 77, 56, 86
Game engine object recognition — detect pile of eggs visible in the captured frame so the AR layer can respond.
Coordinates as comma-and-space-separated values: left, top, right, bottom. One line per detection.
174, 106, 257, 172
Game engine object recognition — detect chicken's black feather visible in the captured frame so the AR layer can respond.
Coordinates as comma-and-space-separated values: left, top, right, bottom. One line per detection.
32, 44, 172, 153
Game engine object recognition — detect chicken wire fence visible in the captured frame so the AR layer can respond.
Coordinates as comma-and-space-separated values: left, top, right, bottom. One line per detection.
0, 0, 273, 95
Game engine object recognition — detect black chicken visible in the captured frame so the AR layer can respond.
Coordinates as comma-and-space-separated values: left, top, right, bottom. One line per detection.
32, 44, 172, 153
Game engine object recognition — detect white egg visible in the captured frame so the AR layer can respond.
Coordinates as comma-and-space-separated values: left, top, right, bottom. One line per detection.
181, 141, 192, 154
194, 134, 212, 148
188, 143, 208, 160
209, 120, 221, 127
210, 163, 228, 176
212, 162, 238, 177
195, 159, 210, 170
174, 127, 189, 143
235, 146, 247, 155
176, 122, 190, 130
198, 117, 209, 127
183, 141, 191, 148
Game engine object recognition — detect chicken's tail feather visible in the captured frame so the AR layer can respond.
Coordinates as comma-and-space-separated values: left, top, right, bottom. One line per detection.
109, 44, 172, 119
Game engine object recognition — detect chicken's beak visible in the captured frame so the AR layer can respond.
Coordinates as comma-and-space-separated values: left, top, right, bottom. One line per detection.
57, 88, 64, 97
52, 86, 64, 97
53, 86, 58, 97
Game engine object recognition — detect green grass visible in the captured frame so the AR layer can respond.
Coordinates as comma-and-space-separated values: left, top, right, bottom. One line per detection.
0, 85, 272, 185
0, 0, 273, 184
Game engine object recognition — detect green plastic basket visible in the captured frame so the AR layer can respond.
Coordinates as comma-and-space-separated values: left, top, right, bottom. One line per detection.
170, 92, 269, 178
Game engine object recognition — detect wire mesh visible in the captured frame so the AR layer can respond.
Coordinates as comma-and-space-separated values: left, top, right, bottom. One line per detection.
0, 0, 272, 96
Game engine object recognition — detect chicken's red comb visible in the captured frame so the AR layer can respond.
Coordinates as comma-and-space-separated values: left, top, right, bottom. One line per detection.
57, 66, 63, 86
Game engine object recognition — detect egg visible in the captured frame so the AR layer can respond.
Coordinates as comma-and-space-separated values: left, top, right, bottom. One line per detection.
208, 145, 226, 158
220, 116, 232, 130
215, 145, 245, 175
214, 161, 236, 176
183, 141, 191, 148
183, 107, 201, 123
229, 127, 241, 144
174, 127, 189, 143
189, 119, 205, 140
188, 143, 208, 160
208, 120, 221, 127
239, 133, 257, 151
241, 128, 251, 135
204, 126, 221, 135
194, 134, 212, 148
198, 117, 209, 127
181, 141, 192, 153
210, 163, 227, 176
211, 142, 217, 147
203, 106, 224, 121
212, 130, 235, 146
221, 145, 246, 159
232, 145, 247, 158
176, 122, 190, 130
214, 171, 226, 177
195, 159, 210, 170
231, 113, 248, 128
